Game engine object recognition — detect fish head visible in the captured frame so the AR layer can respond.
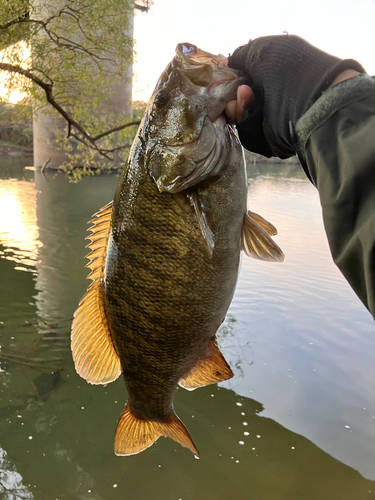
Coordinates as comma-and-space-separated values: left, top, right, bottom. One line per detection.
144, 43, 247, 193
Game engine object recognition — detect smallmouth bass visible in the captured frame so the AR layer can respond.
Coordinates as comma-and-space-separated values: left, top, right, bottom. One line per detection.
71, 43, 284, 458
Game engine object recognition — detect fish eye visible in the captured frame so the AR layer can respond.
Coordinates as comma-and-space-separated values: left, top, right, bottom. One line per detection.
154, 90, 170, 108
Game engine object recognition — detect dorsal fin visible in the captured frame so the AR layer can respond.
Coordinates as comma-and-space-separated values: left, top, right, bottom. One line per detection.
179, 338, 234, 391
71, 201, 122, 385
114, 403, 199, 457
241, 211, 285, 262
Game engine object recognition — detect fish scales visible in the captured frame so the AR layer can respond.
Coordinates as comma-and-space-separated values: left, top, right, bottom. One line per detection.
71, 42, 284, 457
105, 142, 245, 420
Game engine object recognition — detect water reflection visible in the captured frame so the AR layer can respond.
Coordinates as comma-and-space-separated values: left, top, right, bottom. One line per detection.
0, 447, 33, 500
0, 176, 40, 269
220, 169, 375, 479
0, 158, 374, 499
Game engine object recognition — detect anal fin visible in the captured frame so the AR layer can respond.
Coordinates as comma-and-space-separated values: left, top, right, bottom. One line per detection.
114, 403, 199, 457
179, 338, 234, 391
241, 211, 285, 262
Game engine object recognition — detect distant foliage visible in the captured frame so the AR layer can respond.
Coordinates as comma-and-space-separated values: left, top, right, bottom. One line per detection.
56, 100, 147, 181
0, 0, 151, 175
0, 101, 32, 149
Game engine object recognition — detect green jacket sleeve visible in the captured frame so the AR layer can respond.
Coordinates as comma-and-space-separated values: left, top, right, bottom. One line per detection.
295, 74, 375, 318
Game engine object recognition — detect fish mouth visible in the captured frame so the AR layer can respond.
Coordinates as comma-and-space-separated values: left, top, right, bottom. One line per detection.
175, 42, 245, 90
176, 42, 241, 74
177, 42, 222, 66
148, 43, 246, 193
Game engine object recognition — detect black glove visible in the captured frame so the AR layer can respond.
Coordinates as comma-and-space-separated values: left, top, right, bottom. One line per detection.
228, 34, 366, 158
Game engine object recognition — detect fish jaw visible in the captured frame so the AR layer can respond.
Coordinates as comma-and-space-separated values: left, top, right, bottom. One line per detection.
144, 43, 248, 193
175, 42, 248, 123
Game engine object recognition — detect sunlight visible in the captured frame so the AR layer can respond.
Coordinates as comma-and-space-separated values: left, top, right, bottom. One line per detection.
0, 41, 31, 104
132, 0, 375, 102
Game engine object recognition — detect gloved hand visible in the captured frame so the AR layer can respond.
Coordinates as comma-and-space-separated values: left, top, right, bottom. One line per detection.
227, 34, 366, 158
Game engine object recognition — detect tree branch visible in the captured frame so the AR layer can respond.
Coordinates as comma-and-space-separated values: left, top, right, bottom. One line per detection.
92, 121, 140, 141
0, 62, 140, 159
134, 2, 150, 12
0, 1, 143, 167
0, 16, 29, 31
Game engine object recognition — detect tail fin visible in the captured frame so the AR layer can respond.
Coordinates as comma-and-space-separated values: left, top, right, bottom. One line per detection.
114, 403, 199, 457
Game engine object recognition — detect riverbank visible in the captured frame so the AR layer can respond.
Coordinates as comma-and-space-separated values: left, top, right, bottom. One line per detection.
0, 142, 33, 157
0, 100, 301, 166
0, 101, 33, 158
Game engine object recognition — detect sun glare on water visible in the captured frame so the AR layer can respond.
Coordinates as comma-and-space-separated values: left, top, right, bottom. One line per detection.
0, 179, 41, 267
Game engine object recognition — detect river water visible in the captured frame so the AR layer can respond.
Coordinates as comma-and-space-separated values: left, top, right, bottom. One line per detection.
0, 157, 374, 500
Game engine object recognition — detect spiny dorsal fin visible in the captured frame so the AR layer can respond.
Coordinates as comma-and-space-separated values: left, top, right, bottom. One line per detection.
85, 200, 114, 277
114, 403, 199, 457
71, 201, 122, 385
241, 211, 285, 262
179, 338, 234, 391
248, 210, 278, 236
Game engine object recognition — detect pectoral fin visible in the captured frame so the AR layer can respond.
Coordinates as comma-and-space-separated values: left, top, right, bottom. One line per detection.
71, 201, 122, 385
179, 338, 234, 391
115, 403, 199, 457
248, 210, 278, 236
241, 211, 285, 262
